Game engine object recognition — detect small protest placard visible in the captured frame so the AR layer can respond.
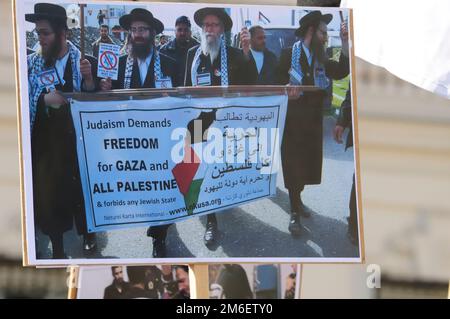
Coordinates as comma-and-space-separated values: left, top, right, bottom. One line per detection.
37, 68, 60, 90
97, 43, 120, 80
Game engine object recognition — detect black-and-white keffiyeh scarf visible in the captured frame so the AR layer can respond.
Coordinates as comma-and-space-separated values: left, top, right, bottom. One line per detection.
27, 41, 82, 131
290, 40, 329, 89
123, 48, 163, 89
191, 34, 228, 86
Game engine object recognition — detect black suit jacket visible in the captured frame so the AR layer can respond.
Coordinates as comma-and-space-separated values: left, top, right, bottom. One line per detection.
249, 48, 278, 85
275, 46, 350, 188
32, 54, 98, 237
184, 45, 257, 86
103, 282, 130, 299
276, 46, 350, 86
160, 38, 199, 88
113, 52, 177, 89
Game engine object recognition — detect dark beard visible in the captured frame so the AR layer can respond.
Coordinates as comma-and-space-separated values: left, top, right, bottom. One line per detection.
131, 38, 153, 59
311, 36, 326, 65
43, 39, 62, 68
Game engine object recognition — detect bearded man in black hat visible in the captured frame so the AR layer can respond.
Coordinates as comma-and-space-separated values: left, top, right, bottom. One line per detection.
26, 3, 99, 259
184, 7, 257, 87
182, 7, 257, 248
276, 10, 350, 237
146, 8, 257, 257
100, 8, 177, 90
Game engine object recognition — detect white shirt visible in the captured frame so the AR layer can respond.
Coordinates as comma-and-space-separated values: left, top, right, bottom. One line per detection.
301, 43, 313, 66
137, 50, 153, 86
341, 0, 450, 99
250, 48, 264, 74
54, 51, 70, 85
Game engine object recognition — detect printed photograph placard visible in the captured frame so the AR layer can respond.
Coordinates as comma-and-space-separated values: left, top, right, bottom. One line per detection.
14, 0, 363, 265
76, 265, 190, 299
209, 264, 301, 299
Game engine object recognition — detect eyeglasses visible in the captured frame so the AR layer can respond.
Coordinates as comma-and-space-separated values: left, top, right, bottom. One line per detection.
130, 27, 151, 34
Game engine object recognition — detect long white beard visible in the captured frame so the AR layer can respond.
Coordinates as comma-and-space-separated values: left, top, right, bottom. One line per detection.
201, 31, 221, 64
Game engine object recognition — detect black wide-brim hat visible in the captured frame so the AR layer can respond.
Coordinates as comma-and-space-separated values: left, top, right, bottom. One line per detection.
119, 8, 164, 34
194, 7, 233, 32
25, 3, 67, 24
295, 10, 333, 37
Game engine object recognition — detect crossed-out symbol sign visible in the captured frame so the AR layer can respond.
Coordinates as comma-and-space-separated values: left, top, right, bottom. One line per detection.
39, 72, 55, 86
100, 51, 118, 70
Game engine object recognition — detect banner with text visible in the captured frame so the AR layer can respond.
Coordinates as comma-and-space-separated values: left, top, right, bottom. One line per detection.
70, 95, 288, 232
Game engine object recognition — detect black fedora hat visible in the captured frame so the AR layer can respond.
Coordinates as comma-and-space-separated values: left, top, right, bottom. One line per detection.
194, 7, 233, 32
25, 3, 67, 24
119, 8, 164, 34
295, 10, 333, 37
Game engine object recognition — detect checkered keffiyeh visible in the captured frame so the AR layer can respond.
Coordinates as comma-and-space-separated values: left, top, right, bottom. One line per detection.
290, 40, 329, 89
27, 41, 82, 131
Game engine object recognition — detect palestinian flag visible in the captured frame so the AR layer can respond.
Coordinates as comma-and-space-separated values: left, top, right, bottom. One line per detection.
172, 110, 216, 215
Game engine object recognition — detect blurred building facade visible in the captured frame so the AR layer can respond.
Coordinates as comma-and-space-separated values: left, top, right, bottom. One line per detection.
1, 0, 68, 299
301, 58, 450, 299
0, 0, 448, 298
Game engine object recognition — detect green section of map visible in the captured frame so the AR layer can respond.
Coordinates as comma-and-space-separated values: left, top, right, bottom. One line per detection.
183, 179, 204, 215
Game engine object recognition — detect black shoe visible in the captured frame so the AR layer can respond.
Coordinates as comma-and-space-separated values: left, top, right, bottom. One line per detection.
288, 211, 301, 237
152, 238, 167, 258
204, 221, 217, 246
83, 233, 97, 252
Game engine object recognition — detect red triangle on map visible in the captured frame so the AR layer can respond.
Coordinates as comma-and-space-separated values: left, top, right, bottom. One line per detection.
172, 147, 200, 195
